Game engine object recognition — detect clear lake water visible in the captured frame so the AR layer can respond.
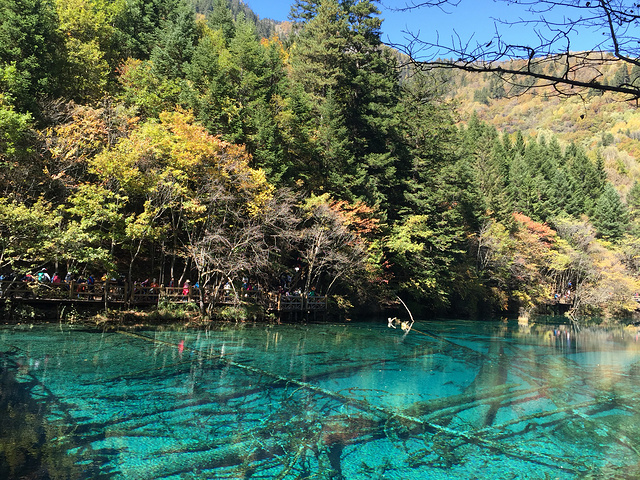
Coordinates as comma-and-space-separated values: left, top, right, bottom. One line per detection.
1, 318, 640, 479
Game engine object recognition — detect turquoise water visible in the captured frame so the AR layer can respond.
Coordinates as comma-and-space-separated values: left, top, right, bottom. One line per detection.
1, 319, 640, 479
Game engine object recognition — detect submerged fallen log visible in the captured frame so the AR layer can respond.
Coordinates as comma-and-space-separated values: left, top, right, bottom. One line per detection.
117, 330, 593, 475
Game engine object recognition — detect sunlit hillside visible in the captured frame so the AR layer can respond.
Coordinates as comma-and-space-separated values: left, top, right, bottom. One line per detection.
435, 59, 640, 199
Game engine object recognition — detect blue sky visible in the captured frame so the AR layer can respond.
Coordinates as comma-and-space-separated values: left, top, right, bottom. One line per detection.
244, 0, 604, 59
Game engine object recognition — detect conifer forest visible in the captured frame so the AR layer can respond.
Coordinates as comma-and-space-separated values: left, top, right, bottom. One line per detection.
2, 0, 640, 319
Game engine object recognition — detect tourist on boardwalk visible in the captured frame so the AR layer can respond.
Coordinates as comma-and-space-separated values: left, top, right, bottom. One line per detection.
182, 280, 190, 300
37, 268, 51, 283
149, 278, 159, 298
52, 272, 61, 284
76, 275, 86, 295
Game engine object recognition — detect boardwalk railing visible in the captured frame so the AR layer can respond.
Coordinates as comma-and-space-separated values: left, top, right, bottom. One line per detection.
267, 293, 328, 312
0, 280, 328, 312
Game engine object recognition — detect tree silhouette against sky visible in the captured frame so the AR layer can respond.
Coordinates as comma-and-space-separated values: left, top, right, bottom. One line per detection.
390, 0, 640, 101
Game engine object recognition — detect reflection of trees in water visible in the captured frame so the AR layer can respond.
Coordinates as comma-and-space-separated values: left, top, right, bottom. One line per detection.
0, 349, 94, 480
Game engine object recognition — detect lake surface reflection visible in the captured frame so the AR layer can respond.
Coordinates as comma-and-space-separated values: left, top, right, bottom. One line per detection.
2, 319, 640, 479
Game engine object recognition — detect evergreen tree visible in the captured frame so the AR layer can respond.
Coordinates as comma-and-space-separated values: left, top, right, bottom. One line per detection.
592, 183, 629, 241
513, 131, 526, 156
627, 180, 640, 221
208, 0, 235, 44
150, 1, 197, 79
0, 0, 65, 114
184, 27, 232, 132
565, 145, 604, 216
509, 152, 539, 218
547, 136, 564, 167
186, 16, 293, 183
632, 64, 640, 86
488, 75, 505, 99
288, 0, 402, 211
626, 180, 640, 236
462, 118, 510, 221
112, 0, 182, 60
290, 0, 318, 22
612, 64, 630, 87
547, 168, 574, 218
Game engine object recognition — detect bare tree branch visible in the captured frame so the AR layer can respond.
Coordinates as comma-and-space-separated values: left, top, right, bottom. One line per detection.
386, 0, 640, 100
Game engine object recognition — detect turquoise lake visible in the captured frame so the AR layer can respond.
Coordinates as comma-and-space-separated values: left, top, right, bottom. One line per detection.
1, 319, 640, 479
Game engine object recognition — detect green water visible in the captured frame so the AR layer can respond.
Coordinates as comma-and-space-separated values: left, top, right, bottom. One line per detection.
1, 319, 640, 479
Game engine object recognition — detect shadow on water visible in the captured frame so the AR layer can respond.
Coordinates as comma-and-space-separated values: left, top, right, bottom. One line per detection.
0, 349, 111, 480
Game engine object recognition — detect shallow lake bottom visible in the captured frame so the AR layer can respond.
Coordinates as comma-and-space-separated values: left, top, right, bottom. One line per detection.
1, 318, 640, 479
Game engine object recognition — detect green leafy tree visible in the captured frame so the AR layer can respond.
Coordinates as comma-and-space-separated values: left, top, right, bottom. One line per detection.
118, 58, 182, 119
387, 212, 469, 312
0, 94, 32, 173
55, 0, 114, 103
56, 184, 126, 271
90, 110, 274, 286
0, 197, 58, 270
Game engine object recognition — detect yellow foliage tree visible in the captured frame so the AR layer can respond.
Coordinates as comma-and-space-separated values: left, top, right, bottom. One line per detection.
90, 109, 274, 293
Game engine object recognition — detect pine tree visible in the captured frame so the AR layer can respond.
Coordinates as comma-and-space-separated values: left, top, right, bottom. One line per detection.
289, 0, 318, 22
547, 168, 574, 218
627, 180, 640, 221
509, 152, 540, 219
513, 131, 526, 157
184, 28, 231, 132
592, 183, 629, 241
632, 64, 640, 86
150, 1, 197, 79
208, 0, 235, 44
0, 0, 65, 114
288, 0, 402, 210
612, 64, 630, 87
564, 144, 604, 216
113, 0, 182, 60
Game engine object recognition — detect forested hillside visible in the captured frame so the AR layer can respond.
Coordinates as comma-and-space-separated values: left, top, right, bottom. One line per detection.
1, 0, 639, 319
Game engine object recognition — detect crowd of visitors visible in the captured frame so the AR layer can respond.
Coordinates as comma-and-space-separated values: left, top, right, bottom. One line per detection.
0, 267, 322, 302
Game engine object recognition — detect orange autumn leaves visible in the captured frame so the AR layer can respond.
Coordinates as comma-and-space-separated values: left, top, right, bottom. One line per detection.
503, 212, 640, 315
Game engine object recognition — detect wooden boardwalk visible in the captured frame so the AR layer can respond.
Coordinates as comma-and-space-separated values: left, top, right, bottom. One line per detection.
0, 280, 327, 313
